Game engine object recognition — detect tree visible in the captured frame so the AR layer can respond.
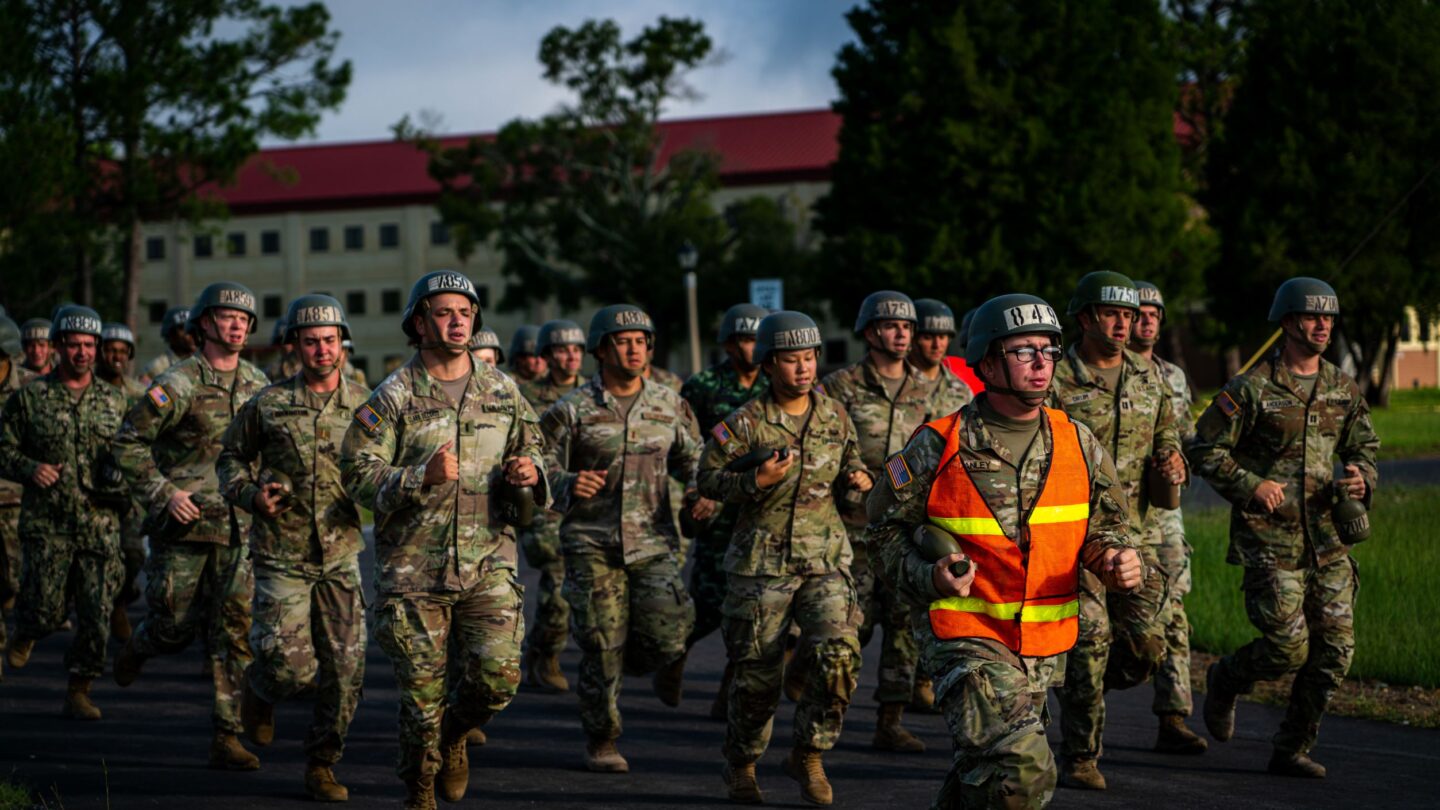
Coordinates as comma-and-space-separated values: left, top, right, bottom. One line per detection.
1203, 0, 1440, 403
0, 0, 350, 326
816, 0, 1204, 327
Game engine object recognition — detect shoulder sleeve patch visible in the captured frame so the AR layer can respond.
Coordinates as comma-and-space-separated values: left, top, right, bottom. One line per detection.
354, 402, 385, 434
712, 420, 733, 445
1215, 390, 1239, 420
886, 453, 914, 489
146, 384, 172, 411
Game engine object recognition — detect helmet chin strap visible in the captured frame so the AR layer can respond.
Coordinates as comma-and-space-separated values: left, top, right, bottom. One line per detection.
1083, 308, 1126, 355
980, 345, 1054, 408
865, 331, 907, 362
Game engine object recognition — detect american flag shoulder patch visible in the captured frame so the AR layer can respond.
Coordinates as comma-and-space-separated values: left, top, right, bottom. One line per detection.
146, 385, 172, 410
886, 453, 914, 489
1215, 391, 1240, 420
712, 421, 733, 445
355, 403, 384, 433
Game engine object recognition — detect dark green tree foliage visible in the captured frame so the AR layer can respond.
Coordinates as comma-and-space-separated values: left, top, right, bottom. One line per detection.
1204, 0, 1440, 401
818, 0, 1200, 320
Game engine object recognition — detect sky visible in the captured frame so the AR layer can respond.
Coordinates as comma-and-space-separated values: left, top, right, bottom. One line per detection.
279, 0, 858, 145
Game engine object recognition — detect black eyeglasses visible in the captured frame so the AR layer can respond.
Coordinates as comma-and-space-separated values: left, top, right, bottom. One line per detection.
1002, 346, 1062, 364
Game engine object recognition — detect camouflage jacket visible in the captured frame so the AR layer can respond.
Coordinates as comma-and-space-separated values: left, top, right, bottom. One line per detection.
141, 348, 186, 382
1152, 354, 1195, 442
541, 375, 702, 563
0, 373, 129, 543
340, 354, 549, 594
1047, 346, 1185, 541
519, 373, 588, 412
681, 360, 769, 435
868, 396, 1132, 673
0, 361, 38, 507
926, 363, 975, 420
696, 390, 866, 576
104, 374, 147, 408
648, 365, 684, 394
264, 352, 301, 383
114, 353, 269, 545
218, 374, 371, 563
1186, 351, 1379, 570
819, 356, 940, 527
343, 360, 366, 389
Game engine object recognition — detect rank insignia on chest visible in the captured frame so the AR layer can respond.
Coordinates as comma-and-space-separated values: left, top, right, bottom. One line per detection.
1307, 413, 1320, 427
886, 453, 914, 489
712, 421, 733, 446
355, 403, 384, 434
1215, 391, 1239, 420
146, 385, 172, 410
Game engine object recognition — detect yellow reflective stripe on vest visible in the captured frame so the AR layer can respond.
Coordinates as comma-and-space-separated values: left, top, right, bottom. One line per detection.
930, 516, 1004, 536
928, 596, 1080, 623
1028, 503, 1089, 525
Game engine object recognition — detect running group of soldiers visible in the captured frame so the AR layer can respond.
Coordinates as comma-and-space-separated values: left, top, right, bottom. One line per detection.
0, 267, 1377, 810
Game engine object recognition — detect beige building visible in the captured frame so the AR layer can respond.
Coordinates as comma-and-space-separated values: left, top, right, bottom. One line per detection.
1393, 305, 1440, 389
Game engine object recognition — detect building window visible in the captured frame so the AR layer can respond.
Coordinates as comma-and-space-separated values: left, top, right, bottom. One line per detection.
346, 290, 367, 315
381, 288, 402, 314
148, 301, 168, 323
225, 232, 244, 257
430, 221, 451, 246
261, 230, 281, 255
146, 237, 165, 261
476, 285, 490, 309
344, 225, 364, 251
194, 235, 213, 258
263, 295, 283, 319
825, 339, 848, 365
309, 227, 329, 253
379, 223, 400, 249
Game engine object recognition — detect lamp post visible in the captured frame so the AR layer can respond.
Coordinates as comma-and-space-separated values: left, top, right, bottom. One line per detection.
679, 241, 701, 375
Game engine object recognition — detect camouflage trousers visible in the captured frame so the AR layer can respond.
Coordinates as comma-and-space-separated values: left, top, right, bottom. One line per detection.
373, 561, 523, 781
15, 532, 123, 678
563, 550, 694, 741
249, 556, 366, 764
1152, 508, 1194, 717
115, 504, 146, 607
721, 570, 861, 763
0, 505, 19, 650
686, 504, 740, 649
851, 532, 920, 704
1057, 543, 1170, 761
519, 510, 569, 657
1213, 558, 1357, 755
131, 540, 254, 734
927, 645, 1060, 810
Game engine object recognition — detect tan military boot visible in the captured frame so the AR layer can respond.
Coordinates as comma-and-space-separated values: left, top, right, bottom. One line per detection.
710, 662, 734, 722
1203, 662, 1238, 742
1268, 750, 1327, 779
654, 652, 686, 707
784, 747, 833, 806
242, 681, 275, 746
403, 774, 437, 810
109, 607, 132, 643
209, 732, 261, 771
1059, 757, 1107, 790
63, 676, 102, 721
722, 760, 763, 804
910, 675, 938, 714
1155, 713, 1209, 754
304, 759, 349, 802
112, 639, 146, 687
6, 638, 34, 669
465, 727, 487, 746
436, 736, 468, 802
584, 737, 630, 773
524, 647, 569, 693
873, 703, 926, 753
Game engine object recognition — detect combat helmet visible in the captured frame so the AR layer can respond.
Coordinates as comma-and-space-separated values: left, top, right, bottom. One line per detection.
915, 299, 957, 335
159, 306, 190, 340
587, 305, 654, 353
755, 311, 823, 364
716, 303, 769, 344
0, 316, 22, 358
102, 322, 136, 357
1067, 271, 1140, 317
470, 327, 504, 363
965, 294, 1062, 368
956, 307, 979, 354
854, 291, 917, 333
538, 319, 587, 355
270, 318, 289, 347
1134, 281, 1166, 316
509, 325, 540, 359
51, 305, 104, 340
284, 294, 350, 343
401, 271, 481, 340
1268, 277, 1340, 322
20, 318, 51, 344
187, 281, 259, 336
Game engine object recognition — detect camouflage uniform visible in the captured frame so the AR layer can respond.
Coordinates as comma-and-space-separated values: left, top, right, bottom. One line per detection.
0, 372, 128, 677
540, 375, 700, 742
696, 389, 865, 763
217, 373, 371, 765
0, 361, 37, 653
340, 355, 547, 782
103, 374, 148, 607
819, 358, 938, 704
869, 398, 1134, 809
113, 353, 269, 735
927, 363, 975, 419
680, 361, 770, 647
517, 373, 588, 658
648, 365, 684, 394
1047, 345, 1183, 764
1186, 350, 1378, 756
265, 352, 301, 383
141, 348, 186, 382
1150, 355, 1196, 718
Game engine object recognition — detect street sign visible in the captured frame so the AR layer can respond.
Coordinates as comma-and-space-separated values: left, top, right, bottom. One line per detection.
749, 278, 784, 311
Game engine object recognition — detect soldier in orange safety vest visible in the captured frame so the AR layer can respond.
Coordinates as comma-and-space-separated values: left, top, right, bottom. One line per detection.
867, 293, 1143, 809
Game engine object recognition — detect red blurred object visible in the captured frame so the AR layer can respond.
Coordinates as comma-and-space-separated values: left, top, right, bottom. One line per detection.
943, 356, 984, 394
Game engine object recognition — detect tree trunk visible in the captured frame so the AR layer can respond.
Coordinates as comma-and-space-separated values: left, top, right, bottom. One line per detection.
1370, 324, 1400, 408
123, 214, 142, 332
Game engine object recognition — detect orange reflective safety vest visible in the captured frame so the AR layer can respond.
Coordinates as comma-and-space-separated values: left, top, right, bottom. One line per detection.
923, 407, 1090, 657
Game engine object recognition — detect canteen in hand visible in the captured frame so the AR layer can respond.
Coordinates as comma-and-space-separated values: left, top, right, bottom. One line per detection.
257, 468, 294, 508
1146, 453, 1182, 510
725, 446, 789, 473
1332, 486, 1370, 544
493, 480, 535, 529
914, 524, 972, 579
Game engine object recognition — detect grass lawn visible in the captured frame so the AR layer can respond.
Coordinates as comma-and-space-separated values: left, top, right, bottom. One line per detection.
1184, 484, 1437, 688
1190, 386, 1440, 460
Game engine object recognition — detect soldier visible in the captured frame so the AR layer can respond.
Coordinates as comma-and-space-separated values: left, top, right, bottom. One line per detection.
516, 318, 589, 693
1187, 277, 1378, 779
470, 328, 504, 367
645, 346, 685, 393
508, 324, 547, 383
540, 304, 702, 773
0, 316, 37, 678
97, 323, 148, 644
680, 303, 770, 719
818, 290, 935, 752
1128, 281, 1206, 754
20, 318, 54, 375
141, 307, 196, 383
264, 319, 300, 382
111, 281, 270, 770
697, 311, 866, 806
340, 271, 546, 809
1049, 271, 1187, 790
339, 339, 368, 388
0, 306, 129, 719
870, 293, 1142, 808
217, 295, 370, 801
